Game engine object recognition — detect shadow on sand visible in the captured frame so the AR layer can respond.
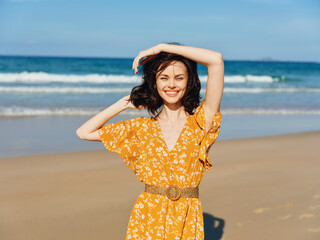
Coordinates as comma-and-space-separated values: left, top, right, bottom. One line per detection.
203, 212, 225, 240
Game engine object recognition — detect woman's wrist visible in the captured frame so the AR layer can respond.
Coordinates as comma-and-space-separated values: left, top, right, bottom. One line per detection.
118, 97, 130, 110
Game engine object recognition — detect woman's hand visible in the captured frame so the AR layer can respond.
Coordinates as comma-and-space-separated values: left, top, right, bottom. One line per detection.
132, 44, 163, 74
121, 95, 145, 110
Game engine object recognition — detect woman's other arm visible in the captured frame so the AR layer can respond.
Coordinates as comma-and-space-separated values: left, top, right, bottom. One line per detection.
76, 96, 130, 141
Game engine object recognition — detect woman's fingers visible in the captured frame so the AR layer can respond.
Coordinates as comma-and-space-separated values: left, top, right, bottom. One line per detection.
132, 51, 146, 72
132, 55, 152, 74
132, 46, 159, 74
132, 53, 144, 74
132, 49, 150, 73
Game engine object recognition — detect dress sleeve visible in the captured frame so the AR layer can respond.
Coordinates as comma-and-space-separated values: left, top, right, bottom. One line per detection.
98, 117, 140, 173
194, 99, 222, 172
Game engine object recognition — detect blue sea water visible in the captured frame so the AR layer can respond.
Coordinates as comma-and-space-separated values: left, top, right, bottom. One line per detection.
0, 55, 320, 158
0, 56, 319, 117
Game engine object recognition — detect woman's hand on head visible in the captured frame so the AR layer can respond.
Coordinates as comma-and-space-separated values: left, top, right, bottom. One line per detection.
132, 44, 163, 74
121, 95, 145, 110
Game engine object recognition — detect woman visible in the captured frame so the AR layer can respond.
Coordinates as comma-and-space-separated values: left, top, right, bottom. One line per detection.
76, 42, 224, 239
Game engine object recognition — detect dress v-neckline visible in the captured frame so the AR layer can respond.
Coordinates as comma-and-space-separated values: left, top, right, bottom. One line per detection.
155, 114, 191, 153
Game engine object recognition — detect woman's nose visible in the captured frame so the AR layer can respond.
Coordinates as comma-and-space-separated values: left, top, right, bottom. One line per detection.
168, 78, 176, 87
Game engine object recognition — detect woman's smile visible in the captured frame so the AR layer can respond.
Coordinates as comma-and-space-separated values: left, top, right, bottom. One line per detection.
164, 90, 180, 97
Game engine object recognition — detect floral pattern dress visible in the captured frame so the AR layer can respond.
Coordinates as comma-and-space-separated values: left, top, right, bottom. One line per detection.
98, 99, 222, 240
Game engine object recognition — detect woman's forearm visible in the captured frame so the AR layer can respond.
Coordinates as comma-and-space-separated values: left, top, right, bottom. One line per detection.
158, 43, 223, 66
76, 99, 127, 139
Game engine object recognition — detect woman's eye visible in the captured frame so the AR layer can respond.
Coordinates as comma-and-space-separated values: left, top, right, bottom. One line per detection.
159, 78, 183, 80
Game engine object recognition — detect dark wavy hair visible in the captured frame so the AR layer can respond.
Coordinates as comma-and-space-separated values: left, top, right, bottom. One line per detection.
128, 42, 201, 117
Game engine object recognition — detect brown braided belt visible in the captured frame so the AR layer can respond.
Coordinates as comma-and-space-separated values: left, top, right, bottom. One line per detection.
144, 183, 199, 201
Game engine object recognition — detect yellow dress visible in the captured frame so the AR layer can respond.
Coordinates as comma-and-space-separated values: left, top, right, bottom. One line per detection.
98, 99, 222, 239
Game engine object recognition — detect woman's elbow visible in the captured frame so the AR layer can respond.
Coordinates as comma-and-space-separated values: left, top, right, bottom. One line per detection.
76, 128, 86, 140
212, 52, 223, 64
76, 129, 100, 141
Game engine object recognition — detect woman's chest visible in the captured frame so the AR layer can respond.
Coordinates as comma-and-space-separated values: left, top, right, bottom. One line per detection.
138, 118, 203, 156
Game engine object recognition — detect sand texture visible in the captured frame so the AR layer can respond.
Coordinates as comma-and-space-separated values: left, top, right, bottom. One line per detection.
1, 131, 320, 240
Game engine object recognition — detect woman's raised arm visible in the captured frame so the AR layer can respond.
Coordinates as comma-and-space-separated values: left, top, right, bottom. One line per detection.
76, 95, 134, 141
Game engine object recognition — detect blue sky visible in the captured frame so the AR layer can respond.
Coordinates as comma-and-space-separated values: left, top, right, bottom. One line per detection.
0, 0, 319, 61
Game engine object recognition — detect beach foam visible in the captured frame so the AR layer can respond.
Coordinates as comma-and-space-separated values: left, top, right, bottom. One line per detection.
1, 106, 320, 117
0, 72, 283, 84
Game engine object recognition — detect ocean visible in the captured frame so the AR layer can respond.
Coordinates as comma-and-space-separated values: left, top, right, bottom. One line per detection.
0, 56, 319, 117
1, 56, 319, 159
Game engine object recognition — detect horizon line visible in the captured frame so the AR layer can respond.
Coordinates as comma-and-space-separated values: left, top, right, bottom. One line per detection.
0, 54, 318, 64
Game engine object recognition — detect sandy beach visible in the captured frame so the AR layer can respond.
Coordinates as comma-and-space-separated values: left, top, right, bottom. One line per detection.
1, 130, 319, 240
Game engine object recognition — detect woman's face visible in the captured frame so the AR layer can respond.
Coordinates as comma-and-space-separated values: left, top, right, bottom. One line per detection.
156, 61, 188, 106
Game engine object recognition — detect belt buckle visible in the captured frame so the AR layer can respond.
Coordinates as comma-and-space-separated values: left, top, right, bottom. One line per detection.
166, 185, 181, 201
